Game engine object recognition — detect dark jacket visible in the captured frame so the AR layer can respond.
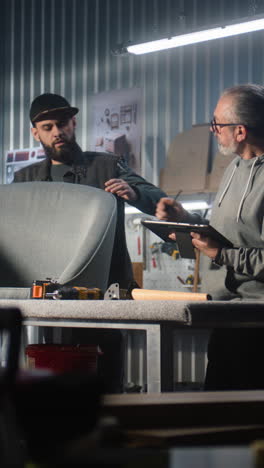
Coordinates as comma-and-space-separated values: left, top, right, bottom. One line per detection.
14, 149, 166, 288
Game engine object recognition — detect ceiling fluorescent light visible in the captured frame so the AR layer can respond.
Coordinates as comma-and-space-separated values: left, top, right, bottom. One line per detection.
125, 206, 142, 214
125, 202, 209, 213
182, 201, 210, 210
127, 17, 264, 55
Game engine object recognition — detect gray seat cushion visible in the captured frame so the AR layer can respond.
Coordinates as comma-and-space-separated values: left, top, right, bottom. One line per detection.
0, 182, 117, 293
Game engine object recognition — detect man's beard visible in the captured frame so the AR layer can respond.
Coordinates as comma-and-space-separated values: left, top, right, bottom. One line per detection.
40, 134, 77, 165
218, 140, 238, 157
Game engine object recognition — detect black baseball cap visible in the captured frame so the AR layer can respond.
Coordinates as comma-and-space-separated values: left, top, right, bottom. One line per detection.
30, 93, 79, 123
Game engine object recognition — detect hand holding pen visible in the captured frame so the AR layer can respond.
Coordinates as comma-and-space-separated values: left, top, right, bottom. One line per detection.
155, 191, 188, 223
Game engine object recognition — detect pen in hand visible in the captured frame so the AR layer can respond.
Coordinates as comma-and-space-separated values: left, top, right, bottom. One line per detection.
166, 190, 182, 217
173, 190, 182, 202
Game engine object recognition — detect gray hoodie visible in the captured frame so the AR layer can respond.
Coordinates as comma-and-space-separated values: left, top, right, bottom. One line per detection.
188, 155, 264, 300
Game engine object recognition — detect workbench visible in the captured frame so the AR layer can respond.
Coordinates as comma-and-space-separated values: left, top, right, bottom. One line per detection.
0, 299, 263, 393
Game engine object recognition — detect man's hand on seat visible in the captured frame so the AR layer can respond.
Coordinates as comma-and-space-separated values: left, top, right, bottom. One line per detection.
105, 178, 138, 201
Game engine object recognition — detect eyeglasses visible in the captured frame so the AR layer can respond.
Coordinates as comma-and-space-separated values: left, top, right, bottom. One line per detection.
210, 118, 243, 134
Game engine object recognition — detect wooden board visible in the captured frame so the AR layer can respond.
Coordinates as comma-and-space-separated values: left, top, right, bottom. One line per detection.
132, 262, 144, 288
160, 125, 210, 195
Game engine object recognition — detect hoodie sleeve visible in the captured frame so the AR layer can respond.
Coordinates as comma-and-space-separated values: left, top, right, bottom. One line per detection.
116, 158, 167, 215
217, 246, 264, 281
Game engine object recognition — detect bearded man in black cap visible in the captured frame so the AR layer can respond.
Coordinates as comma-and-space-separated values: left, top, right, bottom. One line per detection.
14, 93, 166, 392
15, 93, 166, 288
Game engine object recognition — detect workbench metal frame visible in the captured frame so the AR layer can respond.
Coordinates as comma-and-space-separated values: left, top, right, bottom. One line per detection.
14, 299, 264, 393
23, 317, 172, 393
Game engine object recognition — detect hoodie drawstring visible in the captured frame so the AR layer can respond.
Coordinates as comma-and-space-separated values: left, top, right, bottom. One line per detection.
236, 158, 258, 222
217, 158, 258, 223
218, 162, 238, 207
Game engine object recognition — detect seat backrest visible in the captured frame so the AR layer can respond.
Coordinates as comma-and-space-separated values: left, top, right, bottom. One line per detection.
0, 182, 117, 291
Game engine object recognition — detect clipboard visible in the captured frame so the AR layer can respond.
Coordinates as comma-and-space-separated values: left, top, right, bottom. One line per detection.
141, 219, 233, 259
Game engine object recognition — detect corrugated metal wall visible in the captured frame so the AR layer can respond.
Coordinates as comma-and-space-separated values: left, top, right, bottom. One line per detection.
2, 0, 264, 185
2, 0, 264, 389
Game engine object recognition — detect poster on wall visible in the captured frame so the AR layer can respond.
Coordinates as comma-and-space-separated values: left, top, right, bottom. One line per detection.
5, 147, 45, 184
87, 88, 142, 175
